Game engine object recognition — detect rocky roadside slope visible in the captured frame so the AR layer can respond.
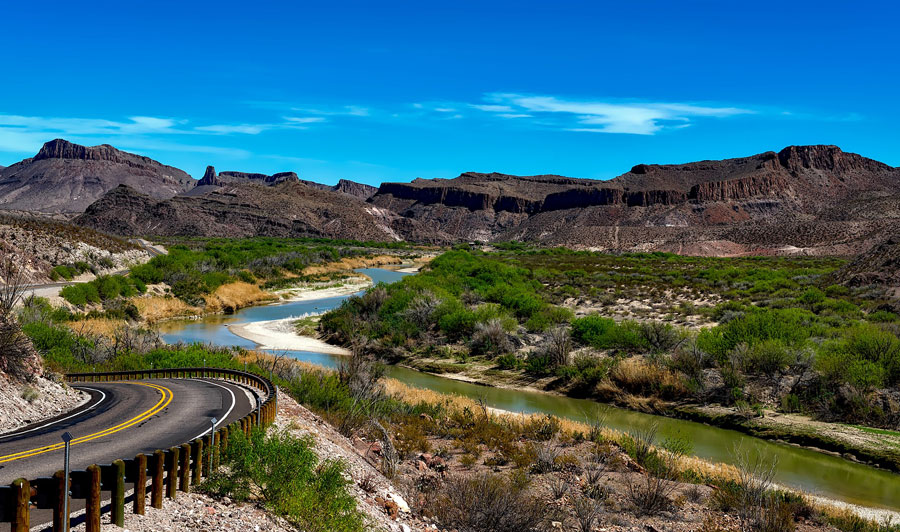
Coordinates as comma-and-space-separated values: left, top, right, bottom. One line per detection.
0, 213, 148, 283
0, 321, 87, 433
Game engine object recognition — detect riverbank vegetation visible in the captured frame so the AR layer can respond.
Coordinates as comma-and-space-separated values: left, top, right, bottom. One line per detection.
52, 237, 425, 321
320, 248, 900, 467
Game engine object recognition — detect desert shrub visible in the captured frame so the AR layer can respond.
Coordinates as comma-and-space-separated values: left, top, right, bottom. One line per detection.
496, 353, 520, 370
422, 472, 545, 532
571, 315, 616, 347
639, 321, 682, 352
524, 306, 573, 332
698, 308, 817, 361
470, 318, 514, 357
622, 423, 682, 515
202, 428, 365, 532
540, 326, 572, 367
741, 340, 796, 377
818, 323, 900, 390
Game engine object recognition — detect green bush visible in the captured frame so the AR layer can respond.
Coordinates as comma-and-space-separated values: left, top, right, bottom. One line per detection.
203, 428, 365, 532
742, 340, 796, 376
818, 324, 900, 390
60, 275, 145, 307
698, 308, 817, 361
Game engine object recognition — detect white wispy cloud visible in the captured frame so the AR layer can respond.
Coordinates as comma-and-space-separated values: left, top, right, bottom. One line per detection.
289, 105, 370, 117
480, 93, 753, 135
0, 111, 334, 156
283, 116, 327, 124
194, 124, 272, 135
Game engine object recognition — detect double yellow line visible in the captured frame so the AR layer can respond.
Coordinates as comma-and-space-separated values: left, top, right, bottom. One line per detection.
0, 382, 173, 464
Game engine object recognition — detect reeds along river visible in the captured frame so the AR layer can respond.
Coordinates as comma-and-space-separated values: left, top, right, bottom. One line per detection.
158, 268, 900, 511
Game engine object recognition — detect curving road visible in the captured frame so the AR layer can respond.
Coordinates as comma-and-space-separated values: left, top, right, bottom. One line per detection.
0, 378, 257, 485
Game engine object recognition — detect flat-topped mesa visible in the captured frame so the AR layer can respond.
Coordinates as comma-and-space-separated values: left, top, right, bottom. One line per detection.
777, 145, 894, 175
218, 171, 299, 185
32, 138, 187, 173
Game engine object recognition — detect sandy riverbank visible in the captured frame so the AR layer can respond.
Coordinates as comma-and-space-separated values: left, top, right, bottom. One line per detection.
229, 318, 350, 355
271, 277, 371, 303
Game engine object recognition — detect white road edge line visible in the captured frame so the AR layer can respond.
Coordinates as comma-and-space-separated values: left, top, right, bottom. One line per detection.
0, 387, 107, 440
187, 379, 236, 441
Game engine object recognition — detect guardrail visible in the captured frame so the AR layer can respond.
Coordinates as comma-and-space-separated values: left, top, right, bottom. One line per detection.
0, 367, 277, 531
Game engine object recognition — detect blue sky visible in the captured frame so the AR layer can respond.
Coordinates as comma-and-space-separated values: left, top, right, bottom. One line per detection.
1, 1, 897, 185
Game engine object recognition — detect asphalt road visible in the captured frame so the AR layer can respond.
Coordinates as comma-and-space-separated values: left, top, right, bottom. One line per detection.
0, 378, 257, 484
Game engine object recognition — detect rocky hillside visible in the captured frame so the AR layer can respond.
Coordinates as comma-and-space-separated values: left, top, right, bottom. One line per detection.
196, 166, 376, 199
333, 179, 378, 200
0, 213, 148, 283
76, 181, 450, 243
831, 235, 900, 299
370, 145, 900, 254
0, 139, 195, 213
300, 178, 378, 200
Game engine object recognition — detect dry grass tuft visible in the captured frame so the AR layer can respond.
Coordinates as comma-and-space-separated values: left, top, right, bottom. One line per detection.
204, 282, 275, 313
65, 318, 127, 338
133, 296, 201, 323
301, 255, 401, 276
611, 357, 688, 399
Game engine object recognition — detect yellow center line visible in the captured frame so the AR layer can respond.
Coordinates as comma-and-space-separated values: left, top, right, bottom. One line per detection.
0, 382, 174, 464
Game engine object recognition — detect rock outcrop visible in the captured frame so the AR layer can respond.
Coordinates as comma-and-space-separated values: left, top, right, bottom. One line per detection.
332, 179, 378, 200
196, 166, 221, 187
0, 139, 195, 213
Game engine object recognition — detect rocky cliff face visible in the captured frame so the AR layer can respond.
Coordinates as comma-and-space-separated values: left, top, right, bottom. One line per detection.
0, 139, 195, 213
77, 181, 451, 243
332, 179, 377, 200
218, 170, 299, 186
369, 145, 900, 254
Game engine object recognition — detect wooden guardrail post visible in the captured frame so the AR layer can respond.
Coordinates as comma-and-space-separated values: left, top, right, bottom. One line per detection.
134, 453, 146, 515
213, 432, 221, 470
220, 425, 229, 454
53, 470, 68, 532
111, 459, 125, 527
192, 439, 203, 485
179, 443, 191, 492
203, 435, 212, 477
151, 450, 164, 509
165, 447, 179, 499
11, 478, 29, 532
86, 465, 101, 532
